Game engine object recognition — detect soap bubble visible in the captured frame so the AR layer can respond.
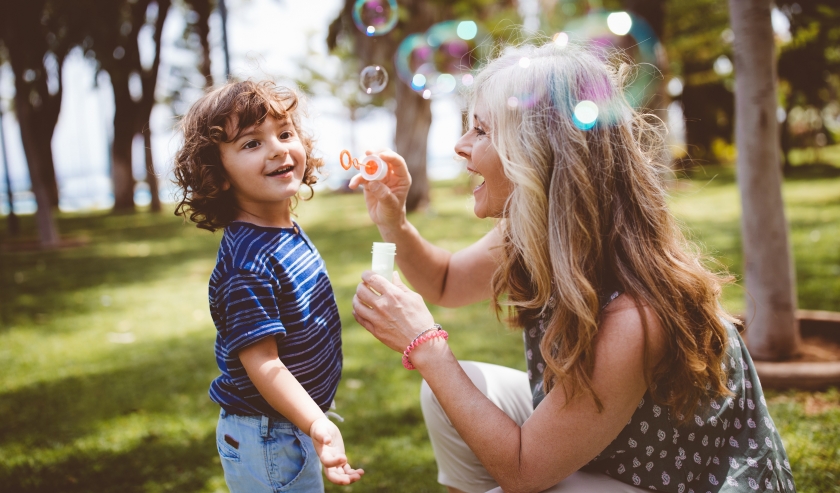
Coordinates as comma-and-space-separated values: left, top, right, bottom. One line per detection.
573, 100, 599, 130
394, 20, 490, 98
561, 11, 659, 108
353, 0, 398, 37
359, 65, 389, 94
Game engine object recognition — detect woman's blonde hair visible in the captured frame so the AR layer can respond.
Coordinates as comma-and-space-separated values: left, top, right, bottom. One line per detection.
474, 41, 734, 421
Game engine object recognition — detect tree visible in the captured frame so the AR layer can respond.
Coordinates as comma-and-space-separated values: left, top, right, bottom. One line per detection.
328, 0, 517, 211
73, 0, 171, 212
183, 0, 215, 87
0, 0, 64, 247
728, 0, 799, 360
776, 1, 840, 171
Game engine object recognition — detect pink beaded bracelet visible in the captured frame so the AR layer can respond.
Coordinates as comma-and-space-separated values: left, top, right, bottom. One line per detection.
402, 325, 448, 370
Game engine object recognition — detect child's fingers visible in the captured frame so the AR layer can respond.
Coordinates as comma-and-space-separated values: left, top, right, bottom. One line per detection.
319, 450, 348, 468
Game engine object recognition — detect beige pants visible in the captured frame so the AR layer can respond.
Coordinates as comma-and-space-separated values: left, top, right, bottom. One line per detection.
420, 361, 644, 493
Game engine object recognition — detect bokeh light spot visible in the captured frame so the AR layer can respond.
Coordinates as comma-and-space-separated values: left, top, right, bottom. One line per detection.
607, 12, 633, 36
519, 57, 530, 68
411, 73, 427, 89
462, 74, 474, 86
507, 96, 519, 108
456, 21, 478, 40
573, 100, 599, 130
360, 65, 389, 94
553, 32, 569, 47
436, 73, 457, 94
422, 89, 432, 99
667, 77, 683, 97
353, 0, 398, 37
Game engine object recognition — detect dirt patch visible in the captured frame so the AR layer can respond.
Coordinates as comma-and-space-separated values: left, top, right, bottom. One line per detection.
790, 336, 840, 363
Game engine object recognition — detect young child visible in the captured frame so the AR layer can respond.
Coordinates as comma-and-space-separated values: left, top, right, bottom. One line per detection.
173, 80, 363, 492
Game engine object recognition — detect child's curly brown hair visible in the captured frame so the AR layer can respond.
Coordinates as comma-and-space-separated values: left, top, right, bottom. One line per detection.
173, 80, 323, 231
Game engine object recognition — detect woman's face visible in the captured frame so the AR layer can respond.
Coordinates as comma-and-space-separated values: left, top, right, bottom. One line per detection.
454, 100, 513, 219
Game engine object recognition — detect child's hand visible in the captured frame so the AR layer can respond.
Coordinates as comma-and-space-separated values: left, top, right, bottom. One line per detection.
309, 416, 365, 485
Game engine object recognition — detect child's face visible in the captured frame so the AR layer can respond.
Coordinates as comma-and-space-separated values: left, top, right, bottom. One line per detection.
218, 115, 306, 210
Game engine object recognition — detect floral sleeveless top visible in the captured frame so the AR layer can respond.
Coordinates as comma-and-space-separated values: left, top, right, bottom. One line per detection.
523, 293, 796, 492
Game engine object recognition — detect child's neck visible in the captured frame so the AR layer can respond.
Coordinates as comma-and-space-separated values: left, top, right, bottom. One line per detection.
234, 200, 295, 229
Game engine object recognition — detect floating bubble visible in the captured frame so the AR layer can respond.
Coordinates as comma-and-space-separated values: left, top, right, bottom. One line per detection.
519, 57, 530, 68
352, 0, 398, 37
461, 73, 474, 86
573, 100, 599, 130
360, 65, 389, 94
606, 12, 633, 36
507, 96, 519, 108
422, 89, 432, 99
456, 21, 478, 40
394, 20, 490, 98
561, 11, 659, 108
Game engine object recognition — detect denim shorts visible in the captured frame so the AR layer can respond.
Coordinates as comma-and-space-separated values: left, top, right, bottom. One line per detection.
216, 409, 324, 493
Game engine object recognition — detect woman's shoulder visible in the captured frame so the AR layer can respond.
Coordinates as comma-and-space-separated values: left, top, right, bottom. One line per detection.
598, 294, 668, 367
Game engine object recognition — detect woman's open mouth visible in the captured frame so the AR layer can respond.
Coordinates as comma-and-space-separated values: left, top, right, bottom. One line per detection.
266, 165, 295, 177
467, 167, 485, 192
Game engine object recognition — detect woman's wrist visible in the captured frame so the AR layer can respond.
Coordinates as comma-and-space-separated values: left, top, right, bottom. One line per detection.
406, 335, 452, 372
377, 217, 410, 242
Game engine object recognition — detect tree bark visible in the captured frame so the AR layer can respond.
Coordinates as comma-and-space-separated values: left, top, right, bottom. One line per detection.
143, 126, 161, 212
395, 82, 432, 211
191, 0, 214, 86
728, 0, 799, 360
15, 92, 59, 247
111, 76, 137, 212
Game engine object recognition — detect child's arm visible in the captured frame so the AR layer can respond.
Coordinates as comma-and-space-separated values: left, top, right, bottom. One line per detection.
239, 337, 364, 485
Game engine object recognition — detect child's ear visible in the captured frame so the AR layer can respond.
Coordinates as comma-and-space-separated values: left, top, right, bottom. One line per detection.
221, 180, 231, 191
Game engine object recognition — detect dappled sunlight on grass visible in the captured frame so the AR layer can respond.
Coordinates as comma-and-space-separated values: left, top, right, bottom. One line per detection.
1, 171, 838, 492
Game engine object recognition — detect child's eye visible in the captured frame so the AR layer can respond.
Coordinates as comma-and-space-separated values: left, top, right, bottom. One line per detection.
279, 130, 293, 139
243, 140, 260, 149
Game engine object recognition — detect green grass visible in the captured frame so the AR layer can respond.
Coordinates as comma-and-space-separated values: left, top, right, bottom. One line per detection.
0, 169, 838, 493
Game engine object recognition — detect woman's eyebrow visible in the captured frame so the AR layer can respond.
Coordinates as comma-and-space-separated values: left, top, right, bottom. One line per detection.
473, 114, 485, 126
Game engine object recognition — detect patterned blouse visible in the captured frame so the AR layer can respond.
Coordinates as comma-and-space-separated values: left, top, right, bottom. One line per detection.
523, 293, 796, 492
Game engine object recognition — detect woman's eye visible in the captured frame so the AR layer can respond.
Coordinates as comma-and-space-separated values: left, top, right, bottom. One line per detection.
243, 140, 259, 149
474, 126, 486, 136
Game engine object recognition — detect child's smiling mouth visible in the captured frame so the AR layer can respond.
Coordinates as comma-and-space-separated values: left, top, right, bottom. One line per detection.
266, 164, 295, 177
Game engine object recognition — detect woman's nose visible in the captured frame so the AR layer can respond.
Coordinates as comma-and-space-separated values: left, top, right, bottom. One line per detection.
454, 133, 471, 159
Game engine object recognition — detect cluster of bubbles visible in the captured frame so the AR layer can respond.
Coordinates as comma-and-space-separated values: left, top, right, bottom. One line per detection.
395, 20, 487, 99
352, 0, 398, 37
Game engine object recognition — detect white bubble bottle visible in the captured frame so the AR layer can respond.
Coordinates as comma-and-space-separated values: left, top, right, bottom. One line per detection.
371, 242, 396, 280
359, 155, 388, 181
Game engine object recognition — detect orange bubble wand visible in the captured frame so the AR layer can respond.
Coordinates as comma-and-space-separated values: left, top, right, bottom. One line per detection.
339, 150, 388, 181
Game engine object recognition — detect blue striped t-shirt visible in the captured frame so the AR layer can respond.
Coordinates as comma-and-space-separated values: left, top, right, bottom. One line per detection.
208, 221, 342, 418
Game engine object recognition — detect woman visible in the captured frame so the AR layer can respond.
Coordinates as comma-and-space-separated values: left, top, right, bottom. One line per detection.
351, 42, 795, 493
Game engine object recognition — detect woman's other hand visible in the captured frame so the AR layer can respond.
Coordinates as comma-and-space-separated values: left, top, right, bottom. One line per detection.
348, 149, 411, 232
352, 270, 435, 353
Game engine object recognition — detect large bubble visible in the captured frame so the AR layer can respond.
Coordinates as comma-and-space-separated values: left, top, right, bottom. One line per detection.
359, 65, 389, 94
559, 11, 660, 108
394, 20, 490, 98
352, 0, 398, 37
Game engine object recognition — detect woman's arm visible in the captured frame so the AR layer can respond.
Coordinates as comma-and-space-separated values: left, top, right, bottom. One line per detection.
349, 150, 502, 307
353, 279, 666, 493
239, 338, 364, 485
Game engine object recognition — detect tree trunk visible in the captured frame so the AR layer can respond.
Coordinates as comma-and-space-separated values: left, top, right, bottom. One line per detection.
143, 125, 161, 212
15, 92, 59, 248
728, 0, 799, 360
395, 82, 432, 211
112, 80, 136, 212
193, 0, 214, 86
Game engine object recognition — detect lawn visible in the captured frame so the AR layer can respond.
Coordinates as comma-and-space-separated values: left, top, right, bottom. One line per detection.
1, 167, 838, 493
